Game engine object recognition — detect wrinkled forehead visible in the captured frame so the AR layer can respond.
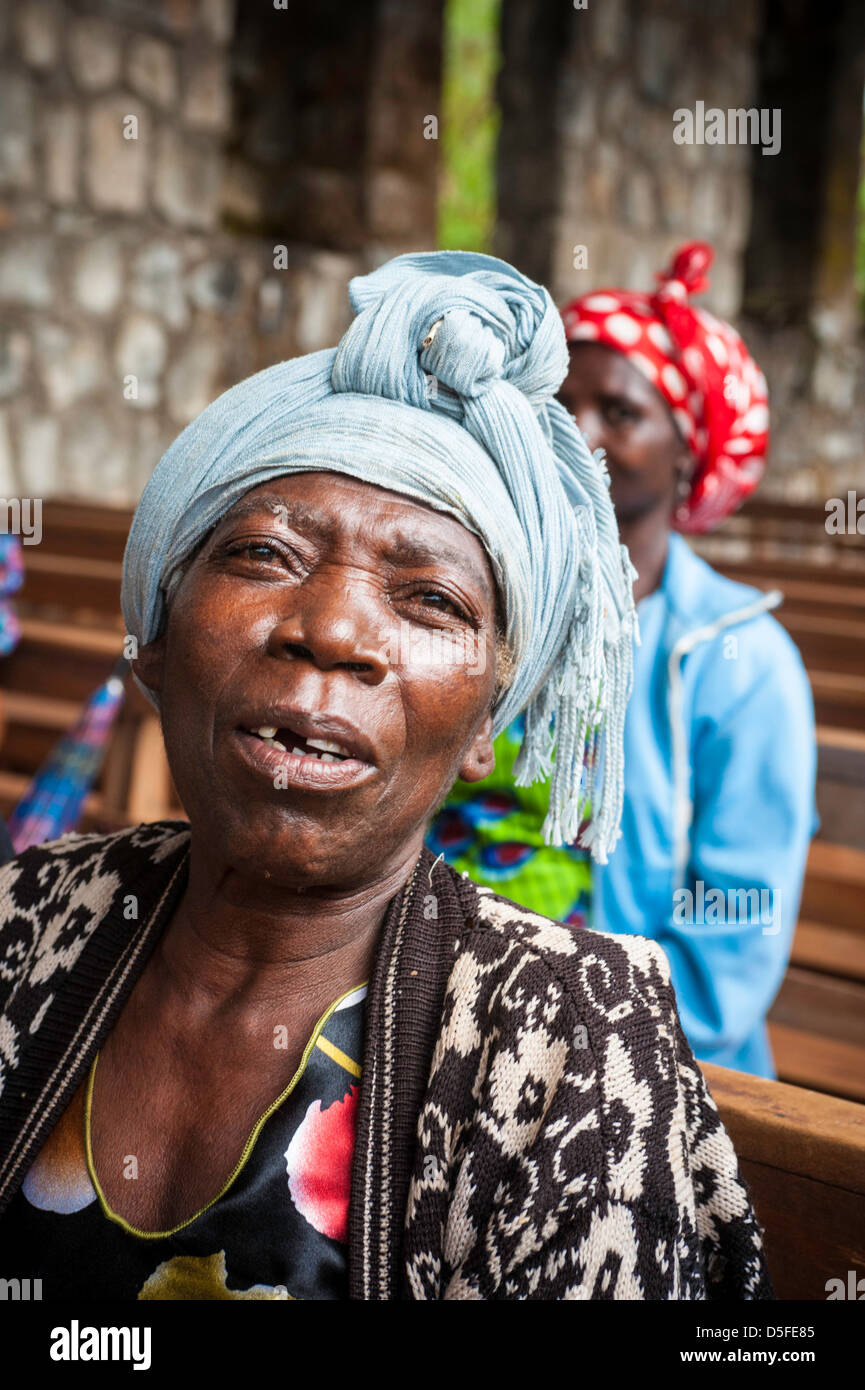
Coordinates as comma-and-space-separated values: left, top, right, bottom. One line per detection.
208, 471, 501, 608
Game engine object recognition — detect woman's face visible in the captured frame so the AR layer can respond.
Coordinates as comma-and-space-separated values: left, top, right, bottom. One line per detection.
557, 342, 693, 526
134, 472, 499, 889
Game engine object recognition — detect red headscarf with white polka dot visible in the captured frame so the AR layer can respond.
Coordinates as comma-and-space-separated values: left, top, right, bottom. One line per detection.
560, 242, 769, 534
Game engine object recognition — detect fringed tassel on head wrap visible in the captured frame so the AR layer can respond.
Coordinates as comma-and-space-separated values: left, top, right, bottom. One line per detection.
512, 408, 640, 862
122, 250, 639, 863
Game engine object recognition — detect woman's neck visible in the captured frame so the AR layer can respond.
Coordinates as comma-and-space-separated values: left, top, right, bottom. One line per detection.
617, 512, 670, 604
153, 832, 425, 1017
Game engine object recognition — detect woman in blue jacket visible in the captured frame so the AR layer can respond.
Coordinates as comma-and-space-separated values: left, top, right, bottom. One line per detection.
428, 243, 817, 1078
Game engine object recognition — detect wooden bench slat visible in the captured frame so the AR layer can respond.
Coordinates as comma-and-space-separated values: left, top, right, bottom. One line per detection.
17, 617, 124, 656
768, 1022, 865, 1105
700, 1062, 865, 1194
801, 841, 865, 931
2, 691, 84, 729
792, 919, 865, 982
700, 554, 865, 587
18, 551, 125, 621
0, 769, 105, 823
20, 552, 124, 582
770, 965, 865, 1046
756, 577, 865, 610
736, 1159, 865, 1300
808, 670, 865, 698
34, 500, 133, 564
701, 1061, 865, 1297
807, 839, 865, 885
817, 724, 865, 782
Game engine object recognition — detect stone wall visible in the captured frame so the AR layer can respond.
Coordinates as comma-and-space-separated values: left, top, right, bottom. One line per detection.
224, 0, 442, 254
496, 0, 865, 499
741, 0, 865, 499
0, 0, 442, 505
1, 0, 861, 510
497, 0, 760, 318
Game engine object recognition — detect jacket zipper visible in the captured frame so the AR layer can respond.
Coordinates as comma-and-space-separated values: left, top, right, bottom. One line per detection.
667, 590, 783, 886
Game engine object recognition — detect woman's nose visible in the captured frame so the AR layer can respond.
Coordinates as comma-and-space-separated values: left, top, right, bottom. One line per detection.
266, 570, 389, 681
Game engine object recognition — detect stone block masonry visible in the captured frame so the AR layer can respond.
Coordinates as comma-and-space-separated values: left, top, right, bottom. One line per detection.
0, 0, 441, 505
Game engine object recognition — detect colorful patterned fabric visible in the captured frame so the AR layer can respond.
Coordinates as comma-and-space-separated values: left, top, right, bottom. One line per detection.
0, 535, 23, 657
1, 984, 366, 1300
426, 714, 592, 927
6, 657, 127, 853
560, 242, 769, 535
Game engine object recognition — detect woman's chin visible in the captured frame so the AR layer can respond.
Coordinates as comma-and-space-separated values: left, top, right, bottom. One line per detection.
183, 802, 378, 891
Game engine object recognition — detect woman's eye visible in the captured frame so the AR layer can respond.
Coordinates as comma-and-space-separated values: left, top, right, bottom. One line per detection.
221, 539, 301, 572
228, 541, 283, 562
604, 402, 637, 426
402, 588, 468, 621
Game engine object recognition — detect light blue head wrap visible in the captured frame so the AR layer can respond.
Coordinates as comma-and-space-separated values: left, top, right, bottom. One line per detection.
122, 251, 638, 862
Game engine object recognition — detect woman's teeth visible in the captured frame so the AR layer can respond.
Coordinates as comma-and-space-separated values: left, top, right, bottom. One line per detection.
250, 726, 351, 762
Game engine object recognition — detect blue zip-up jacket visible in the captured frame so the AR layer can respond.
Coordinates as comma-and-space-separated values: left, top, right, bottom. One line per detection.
593, 533, 818, 1077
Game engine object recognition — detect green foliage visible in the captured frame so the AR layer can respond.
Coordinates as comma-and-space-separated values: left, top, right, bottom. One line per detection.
438, 0, 502, 254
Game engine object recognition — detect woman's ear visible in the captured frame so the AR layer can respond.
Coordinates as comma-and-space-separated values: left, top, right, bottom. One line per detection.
674, 432, 696, 490
458, 709, 496, 784
132, 634, 166, 697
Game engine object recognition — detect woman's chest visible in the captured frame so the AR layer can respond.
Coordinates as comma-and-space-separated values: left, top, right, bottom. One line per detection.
89, 979, 355, 1230
4, 984, 367, 1299
89, 1040, 300, 1231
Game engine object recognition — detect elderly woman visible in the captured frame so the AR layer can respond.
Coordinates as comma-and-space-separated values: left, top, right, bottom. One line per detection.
0, 253, 771, 1301
430, 244, 817, 1080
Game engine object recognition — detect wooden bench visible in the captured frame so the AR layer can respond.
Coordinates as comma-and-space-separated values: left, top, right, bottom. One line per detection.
694, 494, 865, 562
27, 500, 131, 564
692, 523, 865, 729
701, 1062, 865, 1301
0, 687, 180, 833
769, 832, 865, 1105
0, 501, 182, 832
815, 726, 865, 850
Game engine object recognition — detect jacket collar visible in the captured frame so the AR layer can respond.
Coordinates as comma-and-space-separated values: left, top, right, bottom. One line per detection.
348, 844, 471, 1300
656, 531, 773, 632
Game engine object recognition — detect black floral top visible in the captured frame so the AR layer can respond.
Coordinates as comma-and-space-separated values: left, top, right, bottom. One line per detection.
2, 984, 366, 1301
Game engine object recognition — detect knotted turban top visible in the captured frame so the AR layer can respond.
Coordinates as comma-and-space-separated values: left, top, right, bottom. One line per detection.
122, 251, 638, 862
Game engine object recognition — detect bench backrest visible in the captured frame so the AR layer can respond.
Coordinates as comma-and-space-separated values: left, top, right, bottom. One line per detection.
701, 1062, 865, 1301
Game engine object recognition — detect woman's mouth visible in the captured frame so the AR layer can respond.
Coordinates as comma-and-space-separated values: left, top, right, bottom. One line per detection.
230, 724, 377, 791
247, 725, 354, 762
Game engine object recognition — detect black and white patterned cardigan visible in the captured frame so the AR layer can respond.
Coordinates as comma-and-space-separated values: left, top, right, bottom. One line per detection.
0, 820, 773, 1300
